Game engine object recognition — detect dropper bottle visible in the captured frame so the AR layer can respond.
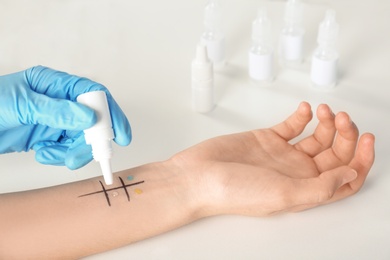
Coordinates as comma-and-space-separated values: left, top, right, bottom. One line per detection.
201, 0, 225, 67
310, 9, 340, 89
249, 8, 274, 83
77, 91, 115, 185
279, 0, 305, 67
192, 44, 214, 113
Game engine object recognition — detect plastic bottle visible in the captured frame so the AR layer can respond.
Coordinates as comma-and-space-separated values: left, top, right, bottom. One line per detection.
248, 8, 274, 83
192, 44, 214, 113
77, 91, 115, 185
310, 9, 340, 89
279, 0, 305, 67
201, 0, 225, 67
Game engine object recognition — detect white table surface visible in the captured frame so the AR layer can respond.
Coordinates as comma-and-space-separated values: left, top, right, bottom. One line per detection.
1, 0, 389, 259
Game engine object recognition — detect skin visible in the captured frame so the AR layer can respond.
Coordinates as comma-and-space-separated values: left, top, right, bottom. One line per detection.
0, 102, 375, 259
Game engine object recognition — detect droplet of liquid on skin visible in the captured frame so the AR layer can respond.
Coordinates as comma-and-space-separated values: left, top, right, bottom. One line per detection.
112, 191, 119, 197
134, 189, 143, 195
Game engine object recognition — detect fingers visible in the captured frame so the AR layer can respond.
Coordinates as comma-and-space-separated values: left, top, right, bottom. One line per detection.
313, 112, 360, 172
332, 112, 359, 162
25, 66, 132, 146
34, 135, 93, 170
25, 91, 97, 131
25, 66, 104, 100
348, 133, 375, 187
327, 133, 375, 202
289, 166, 358, 207
35, 144, 69, 166
105, 96, 132, 146
294, 104, 337, 156
65, 136, 94, 170
271, 101, 313, 141
288, 133, 374, 210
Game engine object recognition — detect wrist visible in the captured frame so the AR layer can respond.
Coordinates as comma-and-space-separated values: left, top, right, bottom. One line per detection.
165, 155, 225, 219
156, 158, 205, 221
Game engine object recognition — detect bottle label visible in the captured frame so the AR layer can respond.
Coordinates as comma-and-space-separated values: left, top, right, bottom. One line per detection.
249, 51, 273, 81
310, 56, 338, 87
280, 34, 304, 61
192, 83, 214, 113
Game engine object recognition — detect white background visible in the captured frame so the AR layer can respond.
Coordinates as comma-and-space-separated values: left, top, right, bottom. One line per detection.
0, 0, 389, 259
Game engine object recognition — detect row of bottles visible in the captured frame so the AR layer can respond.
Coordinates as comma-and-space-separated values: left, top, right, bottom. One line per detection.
192, 0, 340, 113
249, 0, 340, 89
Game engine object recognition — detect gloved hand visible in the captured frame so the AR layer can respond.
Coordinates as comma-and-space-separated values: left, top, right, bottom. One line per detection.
0, 66, 132, 170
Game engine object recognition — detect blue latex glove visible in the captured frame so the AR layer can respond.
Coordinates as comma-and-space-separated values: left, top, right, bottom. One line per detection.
0, 66, 132, 170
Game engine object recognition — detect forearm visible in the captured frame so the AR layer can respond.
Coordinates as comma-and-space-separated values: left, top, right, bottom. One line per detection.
0, 101, 375, 258
0, 161, 203, 259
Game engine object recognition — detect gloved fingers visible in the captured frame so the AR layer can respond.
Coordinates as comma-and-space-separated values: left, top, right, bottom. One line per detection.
0, 125, 37, 153
25, 66, 110, 101
64, 135, 93, 170
106, 95, 132, 146
34, 136, 93, 170
34, 143, 68, 166
25, 66, 132, 145
23, 91, 97, 131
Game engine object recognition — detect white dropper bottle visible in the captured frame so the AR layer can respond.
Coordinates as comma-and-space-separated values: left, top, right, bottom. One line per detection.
201, 0, 225, 67
192, 44, 214, 113
249, 8, 274, 83
279, 0, 305, 67
310, 9, 340, 89
77, 91, 115, 185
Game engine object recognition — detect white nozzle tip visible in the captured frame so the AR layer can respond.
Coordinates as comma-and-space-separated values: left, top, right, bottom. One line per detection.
99, 159, 113, 185
257, 8, 266, 19
325, 9, 336, 20
196, 44, 209, 63
285, 0, 303, 22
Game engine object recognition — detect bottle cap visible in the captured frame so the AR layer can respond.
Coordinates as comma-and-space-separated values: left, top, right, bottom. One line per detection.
284, 0, 303, 25
252, 8, 272, 45
318, 9, 339, 45
204, 0, 222, 31
77, 91, 115, 186
192, 44, 213, 81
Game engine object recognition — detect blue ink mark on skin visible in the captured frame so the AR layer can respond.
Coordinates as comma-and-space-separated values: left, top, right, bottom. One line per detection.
127, 175, 134, 181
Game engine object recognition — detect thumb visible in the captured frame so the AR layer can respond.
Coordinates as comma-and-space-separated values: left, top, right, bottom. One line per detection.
291, 166, 358, 206
22, 91, 97, 130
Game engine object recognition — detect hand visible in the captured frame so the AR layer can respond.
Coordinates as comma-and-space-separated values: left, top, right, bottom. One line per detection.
171, 102, 375, 216
0, 66, 131, 169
